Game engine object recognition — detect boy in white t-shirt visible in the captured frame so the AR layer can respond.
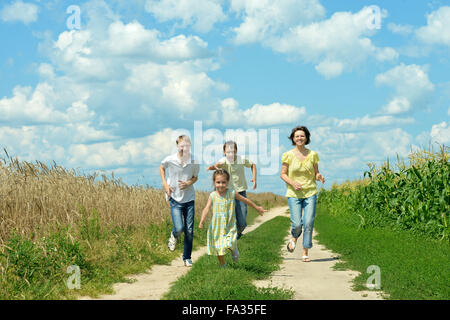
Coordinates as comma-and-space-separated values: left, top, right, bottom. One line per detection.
160, 135, 199, 267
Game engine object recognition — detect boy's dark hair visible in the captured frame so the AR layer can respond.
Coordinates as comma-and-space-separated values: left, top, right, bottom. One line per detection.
223, 141, 238, 152
289, 126, 311, 145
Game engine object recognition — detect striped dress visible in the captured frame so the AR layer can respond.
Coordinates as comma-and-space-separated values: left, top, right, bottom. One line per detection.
207, 189, 238, 256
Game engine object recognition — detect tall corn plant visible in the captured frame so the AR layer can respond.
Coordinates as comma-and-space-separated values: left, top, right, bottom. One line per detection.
318, 145, 449, 241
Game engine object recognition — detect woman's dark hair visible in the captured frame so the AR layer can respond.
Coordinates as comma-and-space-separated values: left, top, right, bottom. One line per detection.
223, 141, 238, 152
289, 126, 311, 145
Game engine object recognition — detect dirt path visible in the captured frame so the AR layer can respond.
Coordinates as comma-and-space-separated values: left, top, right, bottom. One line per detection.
79, 206, 385, 300
79, 206, 289, 300
254, 212, 385, 300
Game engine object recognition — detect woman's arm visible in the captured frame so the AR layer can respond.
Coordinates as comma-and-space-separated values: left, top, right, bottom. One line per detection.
235, 192, 267, 216
199, 196, 212, 229
314, 163, 325, 184
280, 163, 302, 190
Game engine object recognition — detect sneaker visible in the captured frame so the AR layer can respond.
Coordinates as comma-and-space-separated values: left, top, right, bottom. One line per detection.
168, 232, 177, 251
220, 263, 227, 269
228, 247, 240, 262
184, 259, 193, 267
231, 247, 240, 262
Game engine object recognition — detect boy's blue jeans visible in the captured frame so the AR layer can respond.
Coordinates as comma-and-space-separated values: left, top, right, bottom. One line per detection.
288, 194, 317, 249
169, 198, 195, 261
235, 190, 247, 239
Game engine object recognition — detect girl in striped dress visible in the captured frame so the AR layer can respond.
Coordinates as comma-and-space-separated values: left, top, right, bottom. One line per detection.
199, 169, 267, 268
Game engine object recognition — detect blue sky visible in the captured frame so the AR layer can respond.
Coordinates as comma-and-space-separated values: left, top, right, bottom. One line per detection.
0, 0, 449, 196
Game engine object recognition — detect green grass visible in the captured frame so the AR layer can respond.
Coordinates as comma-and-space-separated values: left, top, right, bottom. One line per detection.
0, 219, 184, 299
0, 199, 285, 300
314, 206, 450, 300
163, 215, 293, 300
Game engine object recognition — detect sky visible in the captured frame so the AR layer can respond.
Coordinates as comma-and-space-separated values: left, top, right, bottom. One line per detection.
0, 0, 449, 196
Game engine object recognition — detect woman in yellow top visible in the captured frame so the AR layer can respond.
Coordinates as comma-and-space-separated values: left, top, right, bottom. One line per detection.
280, 126, 325, 262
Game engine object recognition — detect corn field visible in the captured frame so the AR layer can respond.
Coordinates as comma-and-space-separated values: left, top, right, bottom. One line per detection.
318, 145, 449, 241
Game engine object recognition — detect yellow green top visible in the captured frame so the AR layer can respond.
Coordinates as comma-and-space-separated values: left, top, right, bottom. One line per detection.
281, 149, 320, 199
216, 155, 253, 192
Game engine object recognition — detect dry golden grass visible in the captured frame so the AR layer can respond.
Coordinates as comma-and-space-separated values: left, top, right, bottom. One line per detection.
0, 151, 285, 245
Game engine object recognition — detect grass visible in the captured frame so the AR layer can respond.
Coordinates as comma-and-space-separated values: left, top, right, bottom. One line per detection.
163, 215, 293, 300
0, 152, 287, 299
314, 206, 450, 300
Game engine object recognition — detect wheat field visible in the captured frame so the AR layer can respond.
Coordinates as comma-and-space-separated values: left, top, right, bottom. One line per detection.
0, 150, 286, 244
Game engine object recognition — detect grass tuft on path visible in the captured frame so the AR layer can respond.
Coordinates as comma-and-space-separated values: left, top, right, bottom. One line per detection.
163, 215, 293, 300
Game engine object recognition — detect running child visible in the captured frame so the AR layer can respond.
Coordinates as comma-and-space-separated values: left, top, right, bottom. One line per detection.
160, 135, 199, 267
207, 141, 257, 239
199, 169, 266, 268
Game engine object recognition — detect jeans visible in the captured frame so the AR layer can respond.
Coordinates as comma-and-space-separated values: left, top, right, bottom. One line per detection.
169, 198, 195, 260
235, 190, 247, 238
288, 194, 317, 249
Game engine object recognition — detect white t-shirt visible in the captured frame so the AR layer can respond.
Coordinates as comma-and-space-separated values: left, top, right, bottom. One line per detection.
161, 153, 200, 203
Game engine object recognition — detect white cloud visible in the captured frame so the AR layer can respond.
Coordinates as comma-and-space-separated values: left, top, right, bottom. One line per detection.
416, 6, 450, 46
430, 122, 450, 145
104, 21, 210, 59
0, 0, 38, 25
244, 103, 307, 127
380, 97, 411, 115
145, 0, 227, 32
220, 99, 307, 127
387, 23, 414, 35
327, 156, 361, 170
375, 63, 434, 115
125, 61, 221, 113
416, 121, 450, 146
0, 84, 69, 124
68, 128, 178, 168
230, 0, 326, 44
313, 126, 415, 183
266, 6, 397, 78
47, 19, 223, 117
314, 60, 344, 79
51, 21, 213, 81
335, 114, 415, 130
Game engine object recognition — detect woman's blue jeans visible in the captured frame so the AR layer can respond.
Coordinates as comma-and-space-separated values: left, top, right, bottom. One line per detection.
169, 198, 195, 261
288, 194, 317, 249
